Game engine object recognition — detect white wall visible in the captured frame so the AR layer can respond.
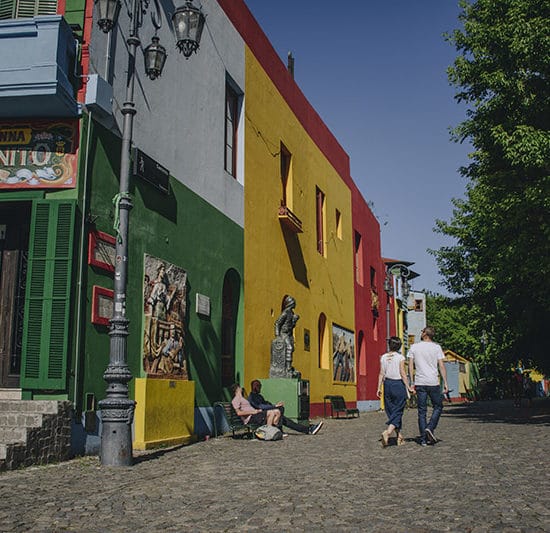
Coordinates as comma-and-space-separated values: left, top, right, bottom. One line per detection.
88, 0, 245, 227
407, 291, 426, 346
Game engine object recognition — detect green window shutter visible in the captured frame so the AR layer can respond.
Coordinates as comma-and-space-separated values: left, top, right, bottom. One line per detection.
20, 200, 75, 390
34, 0, 57, 15
0, 0, 58, 19
0, 0, 16, 19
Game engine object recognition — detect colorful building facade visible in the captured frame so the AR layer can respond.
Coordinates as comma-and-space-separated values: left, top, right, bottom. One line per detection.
0, 0, 404, 455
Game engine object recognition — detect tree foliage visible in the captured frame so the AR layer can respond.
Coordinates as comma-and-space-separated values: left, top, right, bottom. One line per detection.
431, 0, 550, 374
425, 293, 481, 357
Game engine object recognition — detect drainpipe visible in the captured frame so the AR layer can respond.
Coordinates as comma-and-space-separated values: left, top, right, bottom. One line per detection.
73, 111, 93, 414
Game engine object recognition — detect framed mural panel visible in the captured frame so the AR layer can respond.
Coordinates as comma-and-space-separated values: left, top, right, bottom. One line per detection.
91, 286, 114, 326
0, 120, 78, 189
142, 254, 188, 379
88, 230, 116, 272
332, 324, 356, 383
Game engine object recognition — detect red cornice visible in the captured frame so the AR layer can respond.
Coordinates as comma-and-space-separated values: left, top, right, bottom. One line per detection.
217, 0, 350, 181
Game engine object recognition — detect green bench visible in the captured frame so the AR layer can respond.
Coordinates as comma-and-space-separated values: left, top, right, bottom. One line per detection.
213, 401, 260, 439
324, 395, 360, 419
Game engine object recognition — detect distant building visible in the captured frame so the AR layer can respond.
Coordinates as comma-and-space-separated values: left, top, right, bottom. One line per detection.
407, 291, 427, 347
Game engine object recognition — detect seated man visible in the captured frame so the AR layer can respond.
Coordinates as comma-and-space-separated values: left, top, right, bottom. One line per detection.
231, 383, 280, 427
248, 379, 323, 435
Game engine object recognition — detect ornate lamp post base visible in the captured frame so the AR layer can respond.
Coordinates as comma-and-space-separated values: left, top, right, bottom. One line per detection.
99, 396, 136, 466
99, 316, 136, 466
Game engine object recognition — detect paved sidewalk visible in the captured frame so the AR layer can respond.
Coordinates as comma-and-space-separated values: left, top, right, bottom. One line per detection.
0, 399, 549, 532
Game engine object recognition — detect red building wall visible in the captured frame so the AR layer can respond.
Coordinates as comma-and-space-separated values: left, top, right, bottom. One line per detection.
348, 182, 389, 404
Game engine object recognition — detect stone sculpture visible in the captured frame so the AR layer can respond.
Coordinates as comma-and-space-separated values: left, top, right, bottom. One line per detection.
270, 295, 301, 379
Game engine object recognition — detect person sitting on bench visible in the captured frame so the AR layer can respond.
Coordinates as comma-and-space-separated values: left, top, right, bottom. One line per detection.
248, 379, 323, 435
231, 383, 281, 427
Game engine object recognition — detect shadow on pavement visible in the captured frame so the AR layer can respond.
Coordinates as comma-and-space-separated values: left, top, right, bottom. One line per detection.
133, 443, 186, 464
442, 398, 550, 426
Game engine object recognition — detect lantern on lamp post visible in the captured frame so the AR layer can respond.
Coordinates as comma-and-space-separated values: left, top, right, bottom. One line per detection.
172, 1, 206, 58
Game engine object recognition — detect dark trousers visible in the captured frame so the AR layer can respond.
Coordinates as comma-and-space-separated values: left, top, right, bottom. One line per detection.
281, 415, 309, 434
384, 379, 407, 431
416, 385, 443, 438
274, 406, 309, 434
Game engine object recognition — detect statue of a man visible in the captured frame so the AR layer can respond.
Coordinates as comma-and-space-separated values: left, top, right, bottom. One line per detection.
274, 295, 300, 375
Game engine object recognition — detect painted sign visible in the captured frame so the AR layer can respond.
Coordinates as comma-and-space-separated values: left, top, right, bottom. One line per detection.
0, 121, 78, 189
332, 324, 356, 383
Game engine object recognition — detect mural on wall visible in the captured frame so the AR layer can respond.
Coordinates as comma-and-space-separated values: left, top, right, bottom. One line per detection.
332, 324, 356, 383
0, 121, 78, 189
142, 254, 188, 379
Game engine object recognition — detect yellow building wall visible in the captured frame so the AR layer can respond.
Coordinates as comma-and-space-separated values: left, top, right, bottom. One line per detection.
133, 378, 195, 450
243, 47, 356, 405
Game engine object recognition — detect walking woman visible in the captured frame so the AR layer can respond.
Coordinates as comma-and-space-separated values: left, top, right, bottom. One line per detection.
377, 336, 413, 447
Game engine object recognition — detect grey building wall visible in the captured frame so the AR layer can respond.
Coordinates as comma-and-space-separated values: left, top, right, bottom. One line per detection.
87, 0, 245, 227
407, 291, 426, 346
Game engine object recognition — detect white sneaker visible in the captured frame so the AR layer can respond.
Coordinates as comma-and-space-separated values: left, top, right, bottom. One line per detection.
425, 428, 437, 444
309, 421, 324, 435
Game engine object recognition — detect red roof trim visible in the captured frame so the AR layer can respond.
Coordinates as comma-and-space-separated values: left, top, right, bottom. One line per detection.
217, 0, 350, 180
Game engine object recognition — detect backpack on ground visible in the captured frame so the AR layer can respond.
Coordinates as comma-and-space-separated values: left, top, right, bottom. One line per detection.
254, 425, 283, 441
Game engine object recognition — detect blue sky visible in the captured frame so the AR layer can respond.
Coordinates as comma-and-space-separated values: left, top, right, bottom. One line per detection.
244, 0, 471, 295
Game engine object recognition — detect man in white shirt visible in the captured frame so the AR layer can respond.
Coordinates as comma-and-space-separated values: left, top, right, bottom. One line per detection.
407, 326, 449, 446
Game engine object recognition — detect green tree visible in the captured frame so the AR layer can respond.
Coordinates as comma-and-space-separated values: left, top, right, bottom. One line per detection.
425, 293, 481, 358
432, 0, 550, 374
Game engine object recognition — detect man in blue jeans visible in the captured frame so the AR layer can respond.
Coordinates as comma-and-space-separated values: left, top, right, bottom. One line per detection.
407, 326, 448, 446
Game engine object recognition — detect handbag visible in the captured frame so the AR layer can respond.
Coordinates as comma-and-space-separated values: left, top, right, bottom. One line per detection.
254, 425, 283, 441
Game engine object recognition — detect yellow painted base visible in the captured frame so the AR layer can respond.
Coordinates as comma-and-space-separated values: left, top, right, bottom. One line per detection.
133, 378, 195, 451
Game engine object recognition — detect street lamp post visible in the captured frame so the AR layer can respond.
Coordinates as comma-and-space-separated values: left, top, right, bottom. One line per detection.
94, 0, 205, 466
383, 274, 393, 351
401, 276, 410, 353
383, 264, 411, 352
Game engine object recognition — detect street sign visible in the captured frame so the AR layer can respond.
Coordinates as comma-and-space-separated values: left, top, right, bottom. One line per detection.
132, 147, 170, 195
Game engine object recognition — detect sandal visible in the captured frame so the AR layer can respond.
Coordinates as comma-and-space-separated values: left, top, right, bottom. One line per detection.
381, 430, 389, 447
397, 434, 406, 446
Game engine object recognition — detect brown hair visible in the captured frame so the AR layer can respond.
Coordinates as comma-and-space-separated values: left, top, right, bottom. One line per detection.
388, 336, 402, 352
422, 326, 435, 340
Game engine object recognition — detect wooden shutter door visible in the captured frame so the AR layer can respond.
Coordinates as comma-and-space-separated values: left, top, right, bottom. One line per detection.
20, 200, 75, 390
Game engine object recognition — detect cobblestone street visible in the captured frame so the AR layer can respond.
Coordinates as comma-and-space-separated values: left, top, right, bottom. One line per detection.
0, 399, 548, 532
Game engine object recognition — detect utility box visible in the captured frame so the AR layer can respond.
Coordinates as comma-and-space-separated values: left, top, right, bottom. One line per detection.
85, 73, 113, 116
259, 378, 310, 423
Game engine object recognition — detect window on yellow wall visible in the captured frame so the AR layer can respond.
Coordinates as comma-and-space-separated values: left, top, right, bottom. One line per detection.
335, 209, 342, 239
354, 231, 364, 286
280, 143, 292, 207
318, 313, 329, 369
316, 187, 325, 256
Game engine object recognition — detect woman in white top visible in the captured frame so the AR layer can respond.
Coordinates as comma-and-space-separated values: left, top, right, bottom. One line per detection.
377, 336, 413, 447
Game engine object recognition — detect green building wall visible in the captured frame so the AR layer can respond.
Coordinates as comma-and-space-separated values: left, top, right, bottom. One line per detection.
77, 118, 244, 416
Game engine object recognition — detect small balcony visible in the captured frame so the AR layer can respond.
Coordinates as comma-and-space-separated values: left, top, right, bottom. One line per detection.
278, 204, 303, 233
0, 16, 78, 118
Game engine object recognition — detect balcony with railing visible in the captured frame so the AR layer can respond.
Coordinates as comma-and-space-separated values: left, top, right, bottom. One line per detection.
0, 15, 78, 118
278, 204, 303, 233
